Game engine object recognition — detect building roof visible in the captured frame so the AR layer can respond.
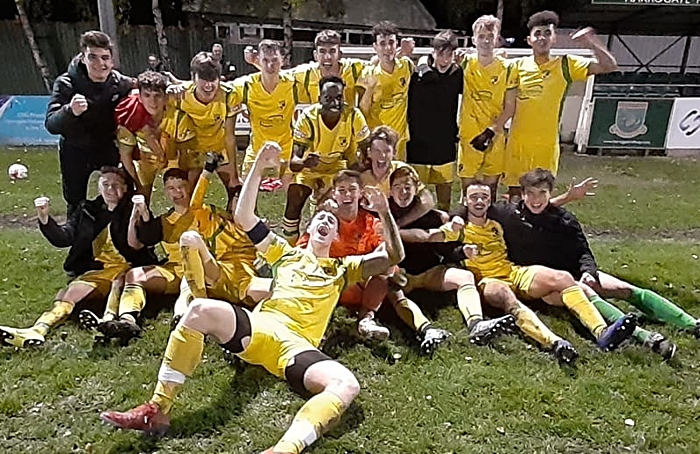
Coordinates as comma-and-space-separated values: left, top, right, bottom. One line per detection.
184, 0, 437, 32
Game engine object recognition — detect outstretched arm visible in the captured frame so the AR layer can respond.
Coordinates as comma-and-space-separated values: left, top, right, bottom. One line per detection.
572, 28, 617, 76
359, 187, 405, 279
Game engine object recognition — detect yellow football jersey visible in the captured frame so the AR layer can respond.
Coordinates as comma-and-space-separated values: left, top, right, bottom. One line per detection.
292, 58, 367, 105
158, 209, 196, 274
166, 82, 240, 152
440, 219, 514, 281
189, 177, 257, 265
294, 103, 370, 173
459, 56, 519, 137
93, 226, 127, 266
257, 234, 364, 347
237, 72, 299, 158
508, 55, 590, 146
360, 160, 423, 196
358, 57, 414, 141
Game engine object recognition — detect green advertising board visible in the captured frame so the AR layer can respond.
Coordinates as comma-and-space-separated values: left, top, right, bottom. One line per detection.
591, 0, 700, 5
587, 98, 674, 149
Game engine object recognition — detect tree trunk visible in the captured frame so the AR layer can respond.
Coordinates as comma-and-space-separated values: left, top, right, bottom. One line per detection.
97, 0, 121, 67
497, 0, 504, 25
152, 0, 170, 70
15, 0, 53, 93
282, 0, 294, 66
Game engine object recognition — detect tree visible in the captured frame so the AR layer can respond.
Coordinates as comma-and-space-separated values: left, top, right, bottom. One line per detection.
14, 0, 52, 92
152, 0, 170, 70
497, 0, 504, 24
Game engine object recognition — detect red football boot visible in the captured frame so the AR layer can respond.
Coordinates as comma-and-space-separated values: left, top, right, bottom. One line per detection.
100, 402, 170, 436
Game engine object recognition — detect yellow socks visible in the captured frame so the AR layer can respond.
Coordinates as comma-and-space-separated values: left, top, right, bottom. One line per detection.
456, 283, 483, 326
181, 246, 207, 299
151, 325, 205, 414
34, 300, 75, 335
119, 284, 146, 317
391, 296, 430, 332
274, 391, 345, 454
512, 304, 560, 348
561, 286, 606, 337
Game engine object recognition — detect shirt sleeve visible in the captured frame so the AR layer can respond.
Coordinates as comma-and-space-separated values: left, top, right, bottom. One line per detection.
261, 233, 294, 265
439, 224, 464, 243
505, 60, 520, 90
116, 125, 137, 147
341, 255, 366, 287
566, 55, 592, 82
293, 109, 314, 148
225, 83, 243, 118
353, 108, 370, 143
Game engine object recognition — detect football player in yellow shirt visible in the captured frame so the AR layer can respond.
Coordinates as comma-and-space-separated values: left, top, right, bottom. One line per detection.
458, 15, 517, 200
116, 71, 171, 203
282, 76, 370, 244
166, 51, 241, 206
100, 141, 405, 454
235, 39, 299, 188
360, 126, 434, 228
358, 21, 415, 161
505, 10, 617, 198
421, 183, 636, 364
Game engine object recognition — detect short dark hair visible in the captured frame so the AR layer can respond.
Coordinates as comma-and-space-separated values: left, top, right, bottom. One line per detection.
333, 169, 362, 187
99, 165, 132, 190
190, 51, 221, 81
519, 168, 556, 191
432, 30, 458, 53
137, 71, 167, 93
389, 166, 419, 186
527, 10, 560, 30
373, 21, 399, 41
466, 181, 492, 195
163, 168, 189, 183
320, 75, 345, 91
315, 30, 342, 48
368, 125, 398, 149
258, 39, 283, 55
80, 30, 113, 54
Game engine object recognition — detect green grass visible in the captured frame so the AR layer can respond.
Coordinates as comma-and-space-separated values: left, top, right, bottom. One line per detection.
1, 148, 700, 453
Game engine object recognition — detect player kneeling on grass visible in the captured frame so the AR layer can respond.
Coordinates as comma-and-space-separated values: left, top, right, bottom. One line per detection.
0, 167, 158, 349
420, 183, 637, 364
101, 141, 405, 454
78, 168, 196, 343
492, 168, 687, 360
391, 167, 516, 346
282, 75, 370, 244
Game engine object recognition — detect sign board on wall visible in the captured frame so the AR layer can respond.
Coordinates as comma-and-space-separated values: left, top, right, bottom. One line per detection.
665, 98, 700, 149
0, 96, 58, 146
587, 97, 674, 149
591, 0, 700, 5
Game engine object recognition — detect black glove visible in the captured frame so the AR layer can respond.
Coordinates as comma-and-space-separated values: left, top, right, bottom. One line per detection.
204, 152, 225, 173
470, 128, 496, 152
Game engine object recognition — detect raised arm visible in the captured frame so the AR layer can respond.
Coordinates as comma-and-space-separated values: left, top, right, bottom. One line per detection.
35, 196, 76, 248
551, 177, 598, 207
572, 28, 617, 76
127, 195, 149, 250
359, 186, 405, 280
45, 75, 81, 136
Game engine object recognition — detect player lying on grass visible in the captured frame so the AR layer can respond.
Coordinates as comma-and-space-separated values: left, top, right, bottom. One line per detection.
416, 183, 637, 364
282, 75, 370, 244
491, 168, 688, 360
389, 166, 516, 346
0, 167, 158, 349
115, 70, 171, 203
359, 126, 434, 227
100, 141, 405, 454
78, 168, 196, 343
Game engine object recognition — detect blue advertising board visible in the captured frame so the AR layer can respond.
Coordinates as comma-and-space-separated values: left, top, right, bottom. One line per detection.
0, 96, 58, 147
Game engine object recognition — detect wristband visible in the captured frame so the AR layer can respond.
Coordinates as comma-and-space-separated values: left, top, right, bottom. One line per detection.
246, 220, 270, 245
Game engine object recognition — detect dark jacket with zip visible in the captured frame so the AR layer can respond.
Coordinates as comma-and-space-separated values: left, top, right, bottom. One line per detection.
45, 56, 133, 161
39, 196, 158, 277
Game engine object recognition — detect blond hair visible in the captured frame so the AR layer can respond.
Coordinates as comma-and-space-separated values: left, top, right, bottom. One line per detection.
472, 15, 501, 35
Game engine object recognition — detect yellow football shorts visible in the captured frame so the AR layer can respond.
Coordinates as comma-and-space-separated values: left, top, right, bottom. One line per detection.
242, 143, 291, 178
503, 139, 560, 187
135, 153, 167, 189
457, 135, 506, 179
412, 162, 455, 185
478, 265, 538, 299
207, 259, 257, 306
72, 264, 131, 296
177, 147, 230, 173
237, 310, 316, 379
152, 262, 183, 295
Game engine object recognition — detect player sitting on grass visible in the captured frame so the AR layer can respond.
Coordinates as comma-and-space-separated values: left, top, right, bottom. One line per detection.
360, 126, 434, 227
420, 183, 638, 364
390, 167, 516, 346
100, 141, 405, 454
0, 167, 158, 349
78, 168, 195, 343
282, 75, 370, 244
492, 168, 686, 360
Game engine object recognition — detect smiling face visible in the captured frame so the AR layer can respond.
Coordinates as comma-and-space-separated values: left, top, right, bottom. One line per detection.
193, 73, 219, 103
98, 172, 127, 206
465, 184, 491, 218
163, 177, 191, 208
368, 138, 394, 175
473, 25, 498, 57
307, 210, 339, 247
82, 46, 113, 83
373, 33, 397, 65
522, 183, 551, 214
432, 48, 455, 73
314, 44, 341, 72
527, 25, 556, 56
138, 88, 167, 116
390, 174, 416, 208
320, 81, 344, 115
331, 176, 361, 219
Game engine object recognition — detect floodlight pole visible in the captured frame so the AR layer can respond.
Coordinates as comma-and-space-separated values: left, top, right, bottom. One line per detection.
97, 0, 121, 67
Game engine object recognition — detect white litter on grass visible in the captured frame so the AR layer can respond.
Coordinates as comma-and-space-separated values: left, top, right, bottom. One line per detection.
625, 418, 635, 427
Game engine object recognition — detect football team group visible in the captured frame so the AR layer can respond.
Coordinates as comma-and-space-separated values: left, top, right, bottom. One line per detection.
1, 9, 698, 454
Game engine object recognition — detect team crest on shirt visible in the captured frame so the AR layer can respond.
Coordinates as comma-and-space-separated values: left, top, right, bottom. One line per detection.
278, 100, 286, 110
338, 136, 348, 147
399, 77, 407, 87
491, 76, 499, 84
542, 70, 551, 79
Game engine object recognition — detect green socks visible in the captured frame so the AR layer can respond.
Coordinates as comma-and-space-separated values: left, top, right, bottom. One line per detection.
589, 294, 650, 344
628, 288, 697, 330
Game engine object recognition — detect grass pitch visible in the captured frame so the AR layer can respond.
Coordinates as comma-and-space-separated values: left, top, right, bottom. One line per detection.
1, 149, 700, 453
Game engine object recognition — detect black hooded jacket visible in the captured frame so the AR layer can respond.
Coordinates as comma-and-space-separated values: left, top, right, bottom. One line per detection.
45, 56, 133, 156
39, 196, 158, 277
